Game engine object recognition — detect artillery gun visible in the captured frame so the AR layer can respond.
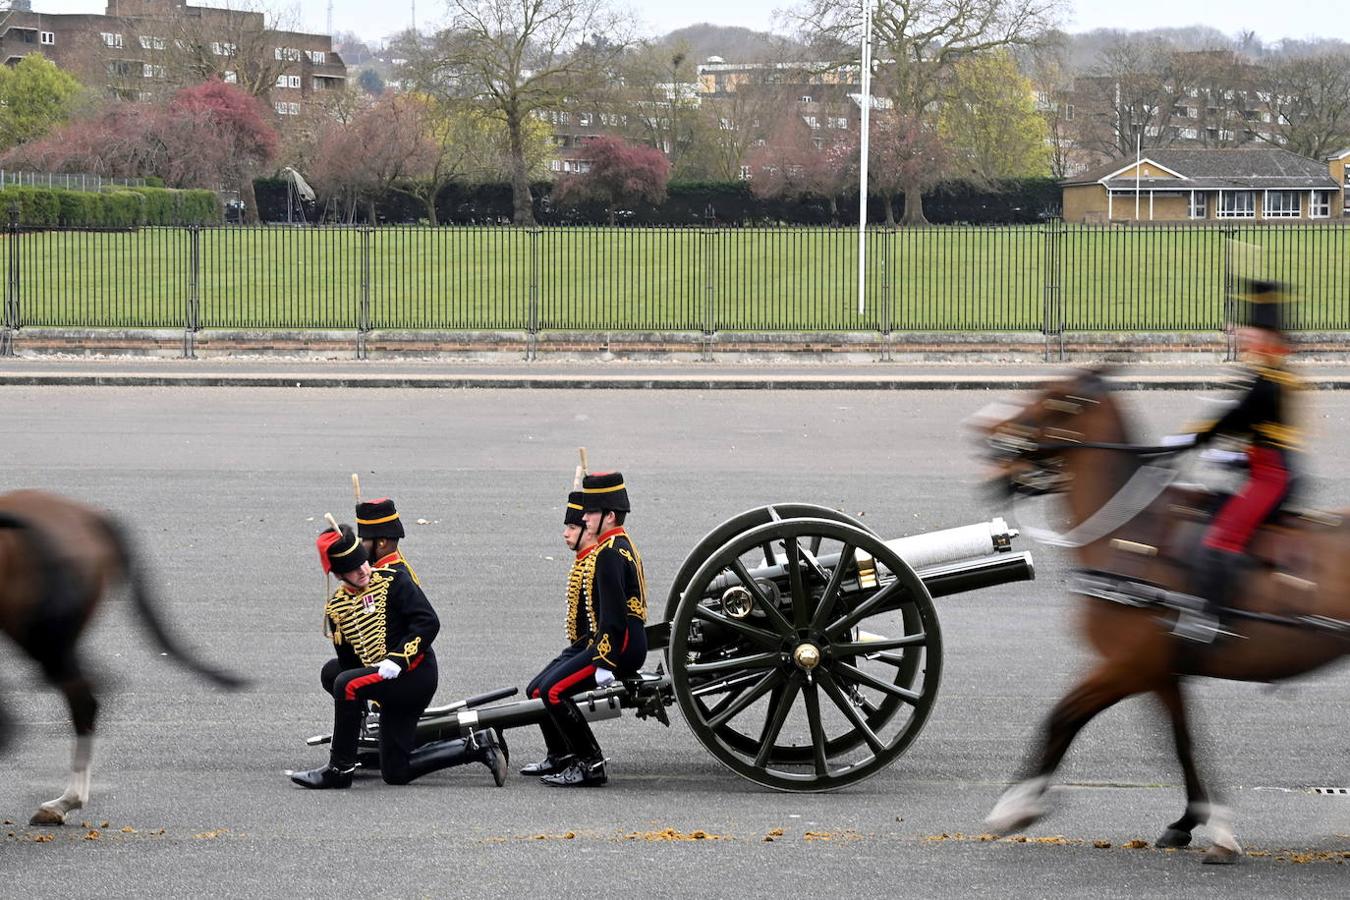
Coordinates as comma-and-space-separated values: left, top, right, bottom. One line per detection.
308, 504, 1034, 792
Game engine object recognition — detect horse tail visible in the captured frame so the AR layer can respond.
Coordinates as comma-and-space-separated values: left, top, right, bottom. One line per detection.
96, 513, 247, 690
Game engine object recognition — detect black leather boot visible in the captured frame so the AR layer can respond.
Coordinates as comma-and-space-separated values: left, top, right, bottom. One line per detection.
399, 731, 507, 786
540, 755, 607, 787
519, 753, 576, 776
1176, 546, 1239, 643
290, 762, 355, 789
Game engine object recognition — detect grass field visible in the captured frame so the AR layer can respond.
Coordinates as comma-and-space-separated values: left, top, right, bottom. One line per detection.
6, 224, 1350, 332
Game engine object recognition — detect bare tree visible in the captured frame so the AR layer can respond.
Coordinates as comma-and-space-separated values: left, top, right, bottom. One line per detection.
406, 0, 631, 225
1260, 53, 1350, 160
789, 0, 1063, 225
158, 1, 300, 102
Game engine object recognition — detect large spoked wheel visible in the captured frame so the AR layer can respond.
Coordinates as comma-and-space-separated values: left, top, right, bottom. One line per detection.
669, 518, 942, 792
663, 504, 875, 622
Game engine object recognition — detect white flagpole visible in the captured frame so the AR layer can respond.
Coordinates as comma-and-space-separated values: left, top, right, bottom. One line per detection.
857, 1, 875, 314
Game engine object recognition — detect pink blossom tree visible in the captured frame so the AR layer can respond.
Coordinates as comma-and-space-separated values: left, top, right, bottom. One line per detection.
552, 135, 670, 225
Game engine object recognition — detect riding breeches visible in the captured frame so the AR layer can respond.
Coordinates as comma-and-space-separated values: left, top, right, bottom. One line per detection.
321, 651, 436, 780
1203, 446, 1295, 554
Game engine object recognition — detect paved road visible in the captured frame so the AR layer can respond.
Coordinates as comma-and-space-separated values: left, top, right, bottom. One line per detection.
0, 386, 1347, 897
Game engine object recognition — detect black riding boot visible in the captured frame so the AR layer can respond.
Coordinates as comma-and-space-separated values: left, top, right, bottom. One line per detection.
540, 700, 607, 787
1176, 546, 1239, 643
291, 757, 356, 789
520, 716, 575, 776
395, 730, 507, 786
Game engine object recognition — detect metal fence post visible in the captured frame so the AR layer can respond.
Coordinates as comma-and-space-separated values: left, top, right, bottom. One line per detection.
2, 203, 20, 357
878, 227, 895, 362
526, 227, 542, 361
701, 227, 717, 361
1221, 224, 1236, 361
357, 225, 372, 360
182, 225, 201, 359
1041, 218, 1064, 361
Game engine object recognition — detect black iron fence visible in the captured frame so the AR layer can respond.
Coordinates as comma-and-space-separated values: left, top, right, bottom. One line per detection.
3, 219, 1348, 358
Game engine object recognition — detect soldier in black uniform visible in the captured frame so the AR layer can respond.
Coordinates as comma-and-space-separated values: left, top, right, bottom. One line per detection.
290, 524, 506, 789
1169, 280, 1303, 640
520, 491, 599, 777
532, 473, 649, 787
356, 497, 420, 586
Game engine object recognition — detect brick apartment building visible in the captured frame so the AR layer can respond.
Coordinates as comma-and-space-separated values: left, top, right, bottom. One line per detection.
0, 0, 346, 118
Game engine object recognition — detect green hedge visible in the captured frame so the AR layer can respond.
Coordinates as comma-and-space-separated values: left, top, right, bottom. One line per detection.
0, 186, 222, 227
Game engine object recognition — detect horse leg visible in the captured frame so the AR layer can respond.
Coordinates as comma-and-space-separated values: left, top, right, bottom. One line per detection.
30, 669, 98, 827
986, 663, 1138, 834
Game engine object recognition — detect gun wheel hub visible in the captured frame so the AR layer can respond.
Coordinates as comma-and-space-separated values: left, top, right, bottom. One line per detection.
792, 642, 822, 671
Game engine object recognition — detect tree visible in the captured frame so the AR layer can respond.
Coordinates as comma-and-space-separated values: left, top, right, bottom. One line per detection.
553, 135, 670, 224
791, 0, 1063, 225
407, 0, 630, 225
1261, 54, 1350, 160
160, 1, 300, 103
2, 80, 278, 222
0, 54, 86, 153
939, 52, 1050, 179
868, 110, 952, 225
308, 93, 437, 224
748, 118, 858, 223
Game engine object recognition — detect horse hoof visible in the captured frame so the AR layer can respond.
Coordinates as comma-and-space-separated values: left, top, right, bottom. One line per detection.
1203, 845, 1241, 865
1156, 827, 1192, 849
29, 806, 66, 826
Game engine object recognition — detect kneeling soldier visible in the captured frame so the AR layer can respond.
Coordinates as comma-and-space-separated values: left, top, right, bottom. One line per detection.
290, 524, 506, 789
534, 472, 648, 787
356, 496, 420, 586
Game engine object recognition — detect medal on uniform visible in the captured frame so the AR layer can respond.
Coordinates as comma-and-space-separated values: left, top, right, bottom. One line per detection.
362, 594, 375, 615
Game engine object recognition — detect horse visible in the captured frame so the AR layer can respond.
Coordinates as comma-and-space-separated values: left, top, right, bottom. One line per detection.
0, 489, 243, 825
971, 369, 1350, 864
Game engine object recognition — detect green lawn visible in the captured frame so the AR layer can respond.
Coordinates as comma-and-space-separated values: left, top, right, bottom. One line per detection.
6, 224, 1350, 332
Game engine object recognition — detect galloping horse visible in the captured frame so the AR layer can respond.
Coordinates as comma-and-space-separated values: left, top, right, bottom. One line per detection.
973, 369, 1350, 864
0, 490, 242, 825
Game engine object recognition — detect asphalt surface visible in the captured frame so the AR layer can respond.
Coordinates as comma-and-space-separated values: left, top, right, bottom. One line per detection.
0, 385, 1348, 897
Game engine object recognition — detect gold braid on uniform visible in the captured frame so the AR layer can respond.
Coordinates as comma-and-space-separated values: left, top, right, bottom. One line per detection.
565, 552, 598, 643
324, 569, 394, 666
620, 539, 649, 622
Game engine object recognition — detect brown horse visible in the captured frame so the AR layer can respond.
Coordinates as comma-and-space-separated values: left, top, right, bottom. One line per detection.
973, 369, 1350, 864
0, 489, 242, 825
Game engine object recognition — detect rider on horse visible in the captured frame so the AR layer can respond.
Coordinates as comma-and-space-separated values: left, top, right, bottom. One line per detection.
1169, 279, 1303, 641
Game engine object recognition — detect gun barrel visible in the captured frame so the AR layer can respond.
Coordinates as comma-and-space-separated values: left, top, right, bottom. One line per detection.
705, 517, 1021, 596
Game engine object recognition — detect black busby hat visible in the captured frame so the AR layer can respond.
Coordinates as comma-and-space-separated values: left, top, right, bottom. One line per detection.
581, 471, 630, 513
1238, 278, 1288, 333
356, 497, 405, 540
564, 491, 586, 526
317, 524, 368, 575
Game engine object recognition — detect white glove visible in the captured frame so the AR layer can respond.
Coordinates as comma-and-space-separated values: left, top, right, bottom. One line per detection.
594, 667, 615, 687
1199, 448, 1246, 466
377, 659, 401, 680
1160, 433, 1197, 448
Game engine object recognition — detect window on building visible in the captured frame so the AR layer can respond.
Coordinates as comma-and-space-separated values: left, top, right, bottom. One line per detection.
275, 101, 300, 116
142, 64, 166, 79
549, 159, 562, 172
212, 42, 236, 57
719, 117, 733, 131
139, 35, 165, 50
804, 115, 819, 129
1311, 191, 1331, 218
578, 112, 592, 127
739, 165, 752, 180
224, 71, 238, 84
275, 47, 303, 62
308, 50, 326, 65
101, 33, 124, 49
1217, 191, 1255, 218
828, 116, 847, 129
1188, 193, 1208, 219
1264, 190, 1300, 218
40, 32, 55, 46
800, 95, 813, 103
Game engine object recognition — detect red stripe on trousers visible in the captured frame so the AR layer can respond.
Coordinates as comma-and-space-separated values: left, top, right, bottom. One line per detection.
1204, 446, 1290, 553
344, 671, 384, 701
547, 665, 596, 706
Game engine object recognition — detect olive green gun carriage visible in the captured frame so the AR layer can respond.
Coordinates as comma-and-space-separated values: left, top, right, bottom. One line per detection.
308, 504, 1034, 792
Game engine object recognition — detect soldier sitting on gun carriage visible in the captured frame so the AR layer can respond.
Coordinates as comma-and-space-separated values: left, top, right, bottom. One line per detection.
1162, 280, 1304, 642
521, 491, 599, 777
289, 523, 506, 789
529, 473, 649, 787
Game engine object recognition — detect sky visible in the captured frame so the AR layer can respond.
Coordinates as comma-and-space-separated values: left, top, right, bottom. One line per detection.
23, 1, 1350, 46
